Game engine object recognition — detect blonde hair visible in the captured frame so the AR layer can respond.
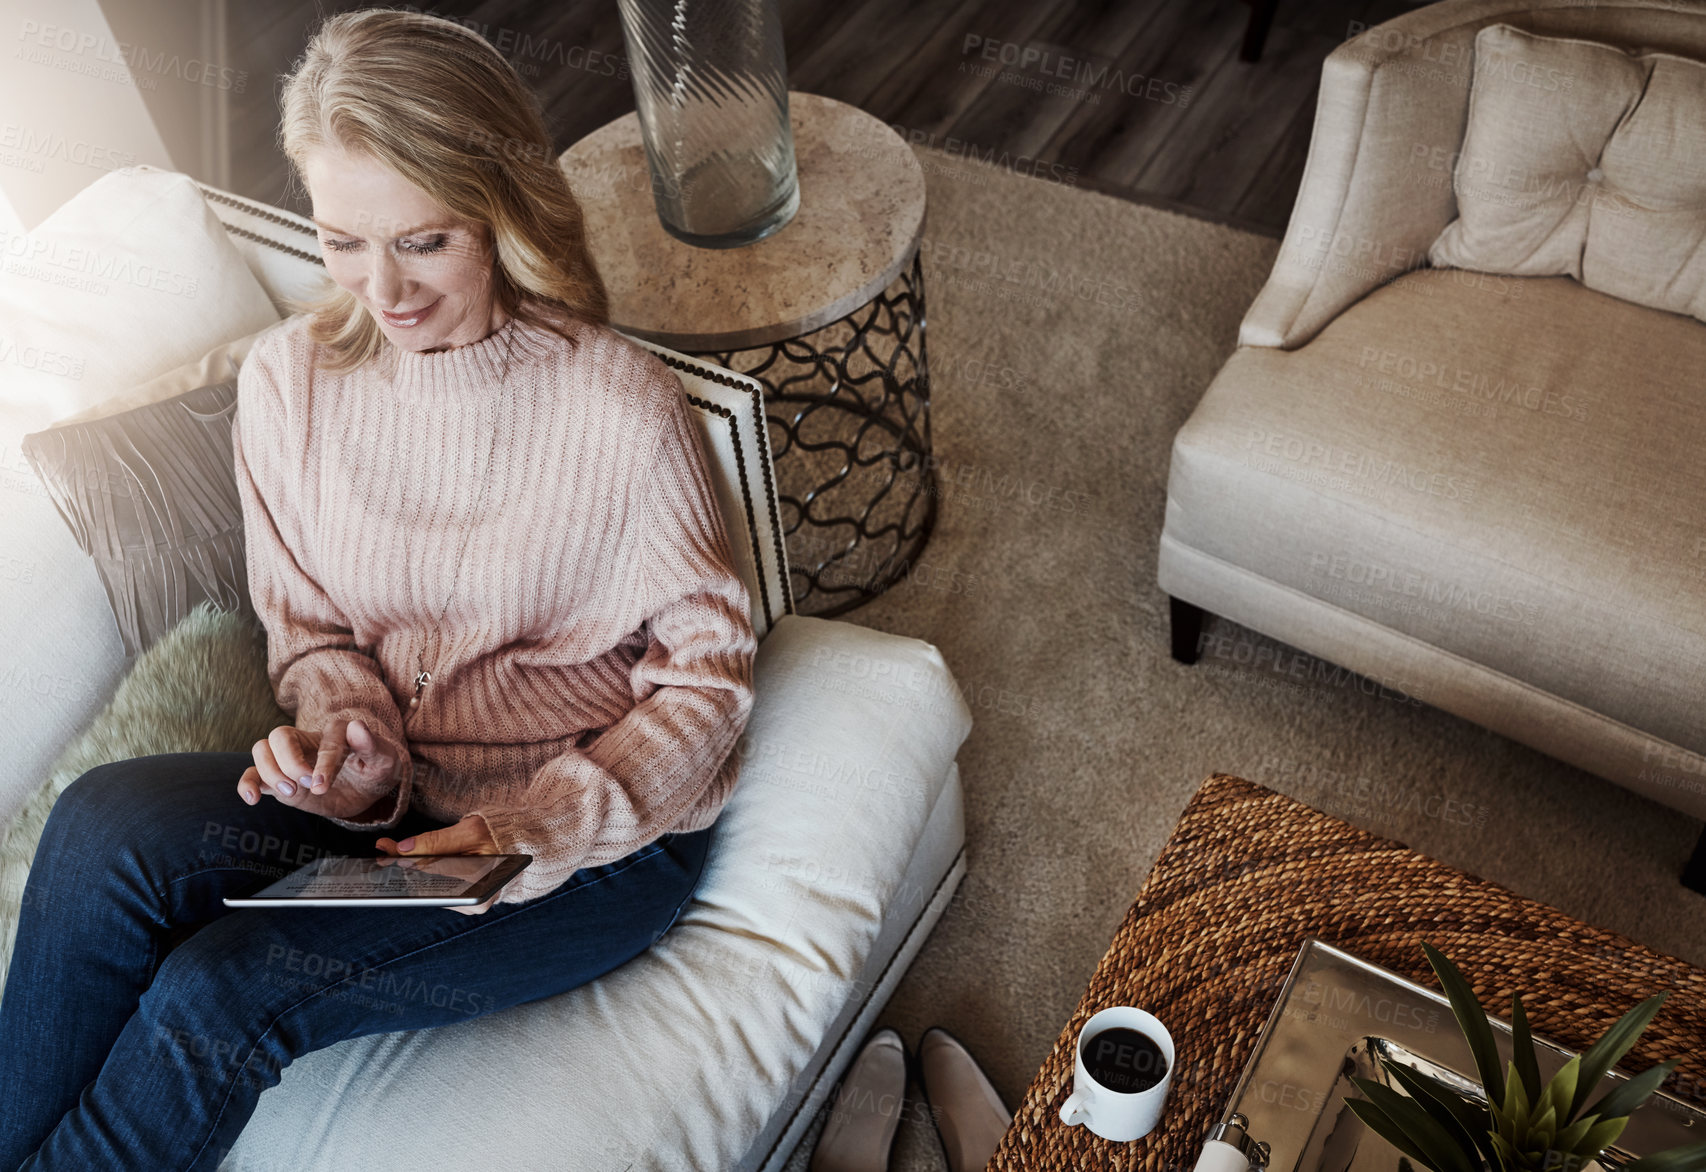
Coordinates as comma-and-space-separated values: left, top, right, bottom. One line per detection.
277, 8, 609, 372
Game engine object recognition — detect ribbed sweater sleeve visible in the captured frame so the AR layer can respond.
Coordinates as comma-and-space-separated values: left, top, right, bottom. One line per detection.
469, 370, 757, 904
233, 335, 413, 830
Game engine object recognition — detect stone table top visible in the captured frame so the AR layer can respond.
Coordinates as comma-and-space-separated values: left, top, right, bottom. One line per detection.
556, 91, 926, 352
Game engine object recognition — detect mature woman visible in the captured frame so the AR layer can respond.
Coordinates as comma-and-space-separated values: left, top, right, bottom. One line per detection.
0, 10, 756, 1167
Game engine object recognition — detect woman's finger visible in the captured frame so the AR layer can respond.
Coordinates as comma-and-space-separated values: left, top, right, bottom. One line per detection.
436, 814, 500, 854
269, 726, 315, 792
251, 739, 303, 805
248, 740, 280, 799
313, 718, 349, 793
338, 720, 400, 790
463, 813, 500, 853
237, 765, 263, 806
388, 815, 493, 857
392, 824, 456, 856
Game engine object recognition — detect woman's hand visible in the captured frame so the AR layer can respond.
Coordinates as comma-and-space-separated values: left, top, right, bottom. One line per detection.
376, 814, 502, 915
237, 717, 402, 821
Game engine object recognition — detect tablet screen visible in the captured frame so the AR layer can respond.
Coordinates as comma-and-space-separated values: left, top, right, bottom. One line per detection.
273, 855, 506, 899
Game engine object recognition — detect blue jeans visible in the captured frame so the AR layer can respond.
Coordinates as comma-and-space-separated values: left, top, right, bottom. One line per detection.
0, 752, 713, 1170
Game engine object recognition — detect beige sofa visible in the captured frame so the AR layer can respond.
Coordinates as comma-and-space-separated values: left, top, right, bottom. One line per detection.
1158, 0, 1706, 886
2, 165, 974, 1170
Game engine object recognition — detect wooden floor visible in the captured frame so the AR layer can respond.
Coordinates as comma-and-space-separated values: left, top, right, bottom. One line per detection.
227, 0, 1421, 237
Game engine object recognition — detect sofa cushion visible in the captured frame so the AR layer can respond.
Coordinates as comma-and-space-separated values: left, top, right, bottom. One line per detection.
0, 166, 280, 432
223, 611, 973, 1169
19, 331, 272, 659
1165, 267, 1706, 757
1429, 24, 1706, 323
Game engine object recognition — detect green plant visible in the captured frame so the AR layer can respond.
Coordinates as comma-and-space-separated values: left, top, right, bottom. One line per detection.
1345, 943, 1706, 1172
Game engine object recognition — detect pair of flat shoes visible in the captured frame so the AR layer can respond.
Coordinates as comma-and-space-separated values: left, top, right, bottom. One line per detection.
810, 1025, 1012, 1172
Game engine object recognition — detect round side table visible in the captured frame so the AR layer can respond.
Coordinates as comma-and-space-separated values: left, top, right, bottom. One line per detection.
559, 91, 934, 618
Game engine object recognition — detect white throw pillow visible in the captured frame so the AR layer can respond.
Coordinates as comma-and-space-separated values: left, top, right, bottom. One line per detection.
1429, 24, 1706, 323
0, 165, 280, 827
0, 165, 281, 430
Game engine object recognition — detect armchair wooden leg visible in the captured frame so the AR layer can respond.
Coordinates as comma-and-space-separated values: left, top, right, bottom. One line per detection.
1169, 596, 1206, 665
1686, 826, 1706, 895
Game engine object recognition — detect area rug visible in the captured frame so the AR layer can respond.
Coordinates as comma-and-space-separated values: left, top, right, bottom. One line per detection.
779, 143, 1706, 1172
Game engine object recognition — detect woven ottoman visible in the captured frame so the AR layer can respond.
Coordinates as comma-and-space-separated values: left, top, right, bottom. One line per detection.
991, 774, 1706, 1170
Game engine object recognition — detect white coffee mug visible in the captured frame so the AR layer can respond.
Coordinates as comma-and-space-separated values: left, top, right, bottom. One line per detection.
1058, 1006, 1175, 1142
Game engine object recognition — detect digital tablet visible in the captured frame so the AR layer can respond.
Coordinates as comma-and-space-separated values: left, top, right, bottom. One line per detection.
222, 854, 533, 908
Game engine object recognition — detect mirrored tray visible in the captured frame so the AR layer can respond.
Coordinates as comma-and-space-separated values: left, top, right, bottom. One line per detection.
1222, 940, 1706, 1172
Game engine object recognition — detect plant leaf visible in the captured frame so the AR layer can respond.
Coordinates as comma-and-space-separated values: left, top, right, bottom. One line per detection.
1577, 1115, 1628, 1158
1546, 1059, 1581, 1127
1351, 1077, 1478, 1172
1496, 1104, 1518, 1148
1625, 1142, 1706, 1172
1346, 1094, 1436, 1168
1383, 1057, 1502, 1170
1504, 1065, 1529, 1125
1425, 942, 1507, 1109
1511, 994, 1543, 1105
1530, 1102, 1559, 1145
1383, 1057, 1498, 1169
1555, 1112, 1599, 1154
1583, 1060, 1680, 1125
1571, 993, 1670, 1120
1507, 1075, 1532, 1137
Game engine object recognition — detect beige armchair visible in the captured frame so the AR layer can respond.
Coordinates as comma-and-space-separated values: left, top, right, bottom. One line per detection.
1158, 0, 1706, 887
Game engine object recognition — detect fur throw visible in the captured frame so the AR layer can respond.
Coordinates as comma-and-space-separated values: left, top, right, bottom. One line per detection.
0, 602, 286, 984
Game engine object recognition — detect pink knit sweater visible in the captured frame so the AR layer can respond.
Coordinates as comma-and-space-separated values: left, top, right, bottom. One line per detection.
231, 305, 756, 904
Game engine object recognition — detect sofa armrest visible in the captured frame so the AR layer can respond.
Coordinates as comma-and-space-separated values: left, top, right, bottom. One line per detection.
1240, 0, 1517, 349
719, 612, 974, 916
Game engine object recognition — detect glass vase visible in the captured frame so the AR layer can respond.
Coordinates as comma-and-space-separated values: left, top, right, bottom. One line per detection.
615, 0, 800, 249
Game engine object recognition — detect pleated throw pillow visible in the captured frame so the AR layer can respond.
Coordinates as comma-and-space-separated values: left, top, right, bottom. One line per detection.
1429, 24, 1706, 323
19, 328, 272, 657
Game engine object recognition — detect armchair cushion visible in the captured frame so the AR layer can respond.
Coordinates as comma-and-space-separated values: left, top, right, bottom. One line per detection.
1166, 267, 1706, 757
1240, 0, 1706, 351
1430, 24, 1706, 322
